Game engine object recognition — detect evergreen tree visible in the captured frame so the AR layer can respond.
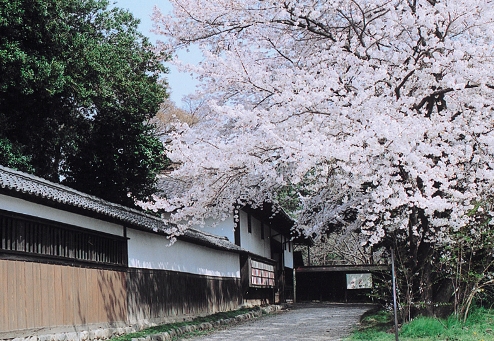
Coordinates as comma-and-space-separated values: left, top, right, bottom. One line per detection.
0, 0, 167, 206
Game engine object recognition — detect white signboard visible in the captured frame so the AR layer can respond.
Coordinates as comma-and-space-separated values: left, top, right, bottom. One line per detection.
346, 273, 372, 289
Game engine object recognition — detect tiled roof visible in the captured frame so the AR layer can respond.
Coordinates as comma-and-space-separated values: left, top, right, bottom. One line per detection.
182, 228, 243, 252
0, 165, 244, 253
0, 165, 166, 230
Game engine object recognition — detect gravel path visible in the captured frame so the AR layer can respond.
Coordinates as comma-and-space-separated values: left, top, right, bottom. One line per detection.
183, 303, 374, 341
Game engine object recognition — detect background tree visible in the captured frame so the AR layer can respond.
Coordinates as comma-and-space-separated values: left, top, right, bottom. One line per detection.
0, 138, 33, 172
150, 0, 494, 319
0, 0, 167, 206
151, 99, 200, 138
295, 232, 382, 266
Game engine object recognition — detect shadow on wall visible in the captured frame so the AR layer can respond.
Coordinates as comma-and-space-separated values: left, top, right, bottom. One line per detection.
0, 259, 242, 338
126, 268, 243, 324
97, 268, 128, 325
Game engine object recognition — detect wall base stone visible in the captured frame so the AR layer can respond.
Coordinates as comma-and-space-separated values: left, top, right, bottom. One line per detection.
1, 305, 286, 341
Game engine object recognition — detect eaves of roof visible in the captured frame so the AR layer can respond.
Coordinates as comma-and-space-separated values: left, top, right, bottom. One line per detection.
181, 228, 245, 254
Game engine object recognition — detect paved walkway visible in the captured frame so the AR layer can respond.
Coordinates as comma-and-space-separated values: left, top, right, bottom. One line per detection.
184, 303, 374, 341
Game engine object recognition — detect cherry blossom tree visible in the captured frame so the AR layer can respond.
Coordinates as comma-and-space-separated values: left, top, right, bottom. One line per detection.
148, 0, 494, 317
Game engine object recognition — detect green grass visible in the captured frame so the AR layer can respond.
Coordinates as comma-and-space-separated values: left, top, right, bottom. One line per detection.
110, 307, 258, 341
400, 316, 445, 338
347, 307, 494, 341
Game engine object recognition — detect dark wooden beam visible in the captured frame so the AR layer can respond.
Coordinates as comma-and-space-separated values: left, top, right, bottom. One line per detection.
296, 265, 390, 273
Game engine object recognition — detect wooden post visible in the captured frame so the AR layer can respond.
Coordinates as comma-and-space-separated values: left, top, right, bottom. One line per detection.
293, 267, 297, 303
307, 245, 311, 266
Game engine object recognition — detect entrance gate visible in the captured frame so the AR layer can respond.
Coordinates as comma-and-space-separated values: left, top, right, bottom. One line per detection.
295, 265, 389, 303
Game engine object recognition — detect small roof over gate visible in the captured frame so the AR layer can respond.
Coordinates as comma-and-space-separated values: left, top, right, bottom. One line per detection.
296, 264, 390, 272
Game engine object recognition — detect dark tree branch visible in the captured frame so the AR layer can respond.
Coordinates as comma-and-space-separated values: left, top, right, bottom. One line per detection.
395, 70, 415, 99
413, 84, 480, 115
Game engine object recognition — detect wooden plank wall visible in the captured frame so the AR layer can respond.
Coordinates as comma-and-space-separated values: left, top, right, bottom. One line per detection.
0, 259, 242, 334
127, 268, 242, 324
0, 259, 127, 333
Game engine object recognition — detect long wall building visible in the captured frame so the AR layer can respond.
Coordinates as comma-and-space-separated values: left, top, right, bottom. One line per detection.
0, 166, 296, 340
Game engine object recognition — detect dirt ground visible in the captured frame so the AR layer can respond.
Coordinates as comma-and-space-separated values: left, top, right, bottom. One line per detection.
183, 302, 375, 341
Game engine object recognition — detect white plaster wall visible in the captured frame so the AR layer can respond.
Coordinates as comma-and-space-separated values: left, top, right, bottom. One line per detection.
200, 217, 235, 243
127, 228, 240, 278
194, 213, 277, 260
284, 241, 294, 269
239, 211, 271, 259
269, 230, 294, 269
194, 212, 275, 261
0, 194, 124, 236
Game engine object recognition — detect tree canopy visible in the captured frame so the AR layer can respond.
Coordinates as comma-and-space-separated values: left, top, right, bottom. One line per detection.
150, 0, 494, 318
0, 0, 167, 206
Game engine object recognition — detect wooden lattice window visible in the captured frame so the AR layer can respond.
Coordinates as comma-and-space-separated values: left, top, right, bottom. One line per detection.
0, 210, 127, 267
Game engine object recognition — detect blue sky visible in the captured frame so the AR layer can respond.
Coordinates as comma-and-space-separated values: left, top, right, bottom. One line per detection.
114, 0, 199, 106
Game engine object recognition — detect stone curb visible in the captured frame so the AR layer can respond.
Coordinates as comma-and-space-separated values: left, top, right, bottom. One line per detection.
130, 305, 285, 341
1, 306, 285, 341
